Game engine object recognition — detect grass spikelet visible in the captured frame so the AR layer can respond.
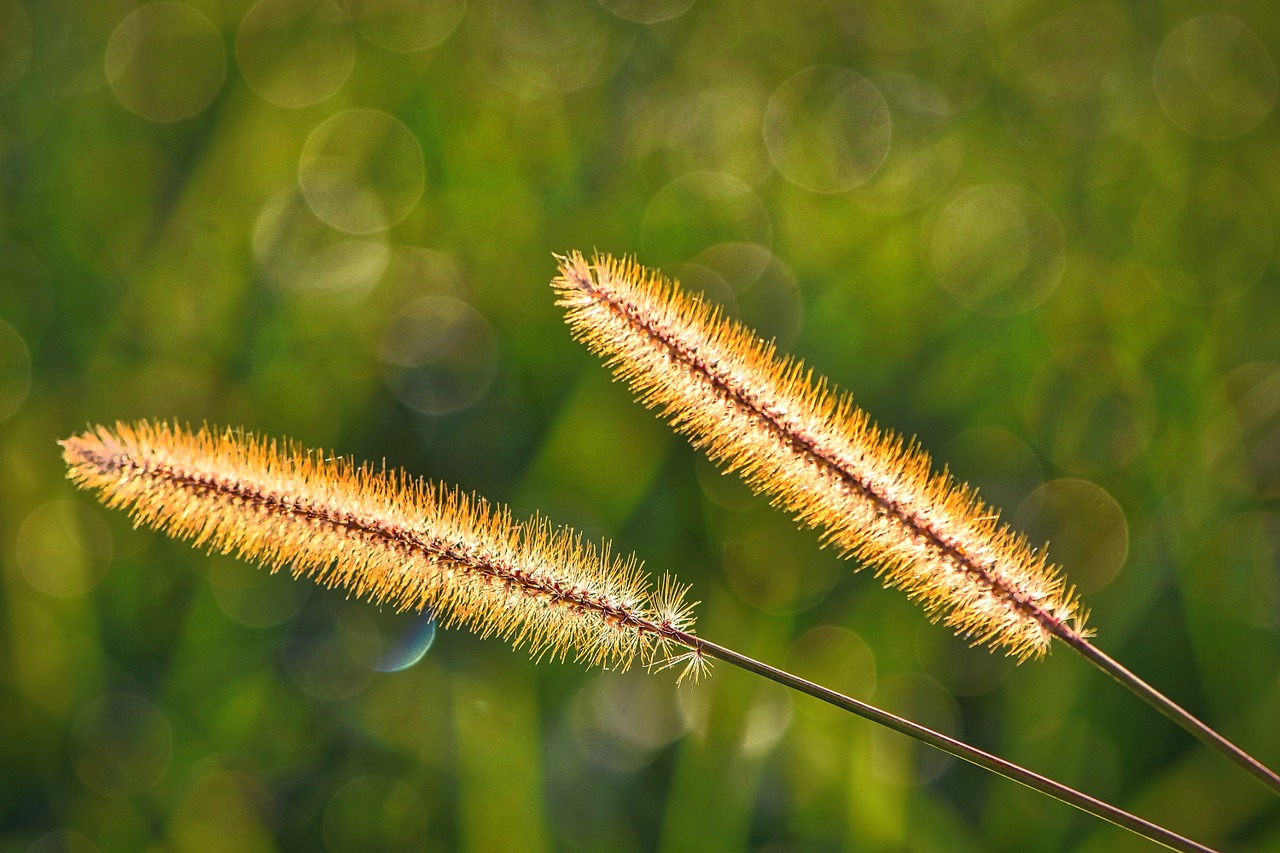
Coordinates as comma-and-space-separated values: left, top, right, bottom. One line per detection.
60, 421, 701, 676
553, 251, 1086, 660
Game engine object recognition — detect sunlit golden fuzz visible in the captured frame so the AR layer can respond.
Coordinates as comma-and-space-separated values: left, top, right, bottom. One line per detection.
553, 251, 1089, 660
61, 421, 706, 679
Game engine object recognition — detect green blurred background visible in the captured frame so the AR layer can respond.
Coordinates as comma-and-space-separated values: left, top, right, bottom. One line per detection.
2, 0, 1280, 850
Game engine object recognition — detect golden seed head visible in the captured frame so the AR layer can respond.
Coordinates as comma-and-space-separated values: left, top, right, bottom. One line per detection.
60, 421, 702, 676
553, 251, 1088, 660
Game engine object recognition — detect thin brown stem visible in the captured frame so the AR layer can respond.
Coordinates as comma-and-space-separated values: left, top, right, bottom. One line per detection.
672, 633, 1216, 853
1057, 630, 1280, 798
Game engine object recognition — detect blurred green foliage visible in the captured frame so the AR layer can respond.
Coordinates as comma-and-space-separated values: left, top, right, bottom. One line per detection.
3, 0, 1280, 850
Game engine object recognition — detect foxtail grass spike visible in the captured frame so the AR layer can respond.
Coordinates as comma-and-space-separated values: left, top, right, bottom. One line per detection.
553, 250, 1086, 660
60, 421, 706, 679
60, 420, 1215, 851
553, 250, 1280, 799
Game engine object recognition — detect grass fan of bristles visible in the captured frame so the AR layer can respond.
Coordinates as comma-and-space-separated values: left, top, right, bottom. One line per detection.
60, 421, 705, 679
554, 251, 1086, 660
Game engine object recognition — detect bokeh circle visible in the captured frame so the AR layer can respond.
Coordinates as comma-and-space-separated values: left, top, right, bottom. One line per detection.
323, 775, 429, 851
69, 693, 173, 797
253, 187, 390, 303
105, 2, 226, 122
1015, 478, 1129, 594
596, 0, 695, 24
346, 0, 466, 52
1153, 15, 1277, 140
298, 109, 426, 234
237, 0, 356, 108
15, 500, 113, 598
379, 296, 499, 415
930, 184, 1064, 315
642, 172, 771, 269
763, 66, 892, 193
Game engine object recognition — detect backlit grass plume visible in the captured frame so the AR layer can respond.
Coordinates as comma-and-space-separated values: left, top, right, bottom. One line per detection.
58, 420, 1215, 850
60, 421, 704, 677
554, 250, 1083, 660
553, 250, 1280, 798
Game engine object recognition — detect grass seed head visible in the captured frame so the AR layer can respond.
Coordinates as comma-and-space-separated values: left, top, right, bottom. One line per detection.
61, 420, 702, 676
553, 251, 1088, 659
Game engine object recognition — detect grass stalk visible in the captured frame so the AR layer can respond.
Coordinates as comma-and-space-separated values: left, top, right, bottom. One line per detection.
1060, 631, 1280, 797
553, 250, 1280, 799
690, 637, 1212, 853
61, 421, 1213, 851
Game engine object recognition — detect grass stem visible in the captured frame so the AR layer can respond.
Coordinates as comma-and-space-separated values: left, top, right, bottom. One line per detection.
683, 634, 1216, 853
1060, 631, 1280, 797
